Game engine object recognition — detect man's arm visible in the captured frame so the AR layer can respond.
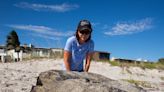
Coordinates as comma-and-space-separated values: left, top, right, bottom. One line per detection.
64, 51, 71, 71
84, 52, 93, 72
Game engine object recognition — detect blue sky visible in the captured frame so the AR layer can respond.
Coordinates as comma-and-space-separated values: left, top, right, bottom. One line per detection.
0, 0, 164, 61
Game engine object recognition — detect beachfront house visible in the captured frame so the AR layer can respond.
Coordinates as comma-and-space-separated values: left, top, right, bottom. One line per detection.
0, 45, 24, 62
92, 51, 110, 61
31, 48, 51, 58
30, 48, 63, 58
50, 48, 64, 58
1, 44, 111, 62
6, 49, 23, 62
111, 58, 148, 64
0, 46, 6, 63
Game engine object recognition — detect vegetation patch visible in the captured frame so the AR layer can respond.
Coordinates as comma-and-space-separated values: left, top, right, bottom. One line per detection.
102, 60, 164, 70
140, 63, 157, 69
160, 77, 164, 80
122, 79, 153, 88
109, 61, 120, 66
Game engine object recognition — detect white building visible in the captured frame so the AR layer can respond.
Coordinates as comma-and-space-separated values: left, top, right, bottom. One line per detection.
31, 48, 51, 58
51, 48, 64, 57
7, 49, 23, 61
0, 49, 6, 63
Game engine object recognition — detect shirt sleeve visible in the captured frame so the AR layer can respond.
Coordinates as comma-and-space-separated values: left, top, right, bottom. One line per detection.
88, 40, 94, 53
64, 37, 72, 52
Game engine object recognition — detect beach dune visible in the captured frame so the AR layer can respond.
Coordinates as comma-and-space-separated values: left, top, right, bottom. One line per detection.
0, 59, 163, 92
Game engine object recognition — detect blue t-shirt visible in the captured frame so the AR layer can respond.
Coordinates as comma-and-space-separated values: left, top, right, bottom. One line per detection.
64, 36, 94, 71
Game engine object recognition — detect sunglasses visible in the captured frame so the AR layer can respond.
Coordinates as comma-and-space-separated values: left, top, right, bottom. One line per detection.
79, 30, 91, 35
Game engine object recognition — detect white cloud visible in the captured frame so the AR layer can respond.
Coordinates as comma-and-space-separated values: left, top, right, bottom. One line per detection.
14, 2, 79, 12
7, 24, 74, 37
104, 18, 153, 36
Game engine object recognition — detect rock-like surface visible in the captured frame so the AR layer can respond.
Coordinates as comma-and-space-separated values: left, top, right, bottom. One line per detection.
31, 70, 145, 92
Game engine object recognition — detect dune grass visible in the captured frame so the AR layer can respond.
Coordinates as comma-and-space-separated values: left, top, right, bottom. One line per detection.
122, 79, 153, 88
161, 77, 164, 80
97, 60, 164, 70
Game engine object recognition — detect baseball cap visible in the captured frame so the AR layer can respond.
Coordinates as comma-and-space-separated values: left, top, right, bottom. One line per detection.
78, 20, 92, 32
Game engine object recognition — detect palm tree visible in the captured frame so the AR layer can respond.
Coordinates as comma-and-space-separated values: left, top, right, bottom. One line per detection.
6, 30, 21, 61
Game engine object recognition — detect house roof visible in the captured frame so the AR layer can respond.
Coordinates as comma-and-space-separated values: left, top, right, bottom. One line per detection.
94, 50, 110, 54
0, 45, 5, 49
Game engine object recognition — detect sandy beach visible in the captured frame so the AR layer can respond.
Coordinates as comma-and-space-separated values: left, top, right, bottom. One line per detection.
0, 59, 163, 92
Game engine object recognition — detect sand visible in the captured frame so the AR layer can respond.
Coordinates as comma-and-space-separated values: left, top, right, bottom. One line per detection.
0, 59, 163, 92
